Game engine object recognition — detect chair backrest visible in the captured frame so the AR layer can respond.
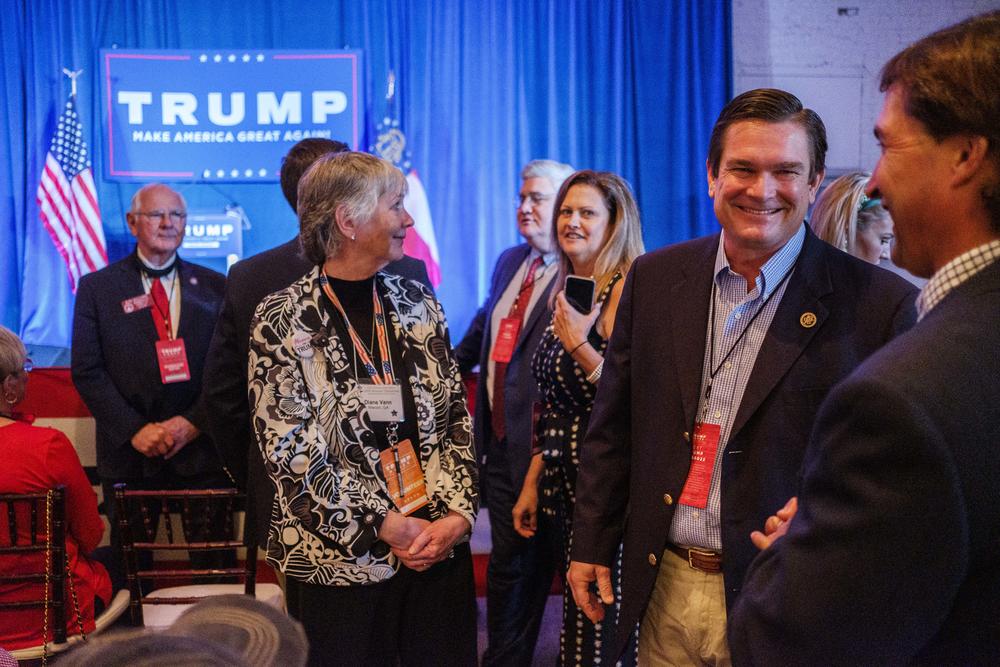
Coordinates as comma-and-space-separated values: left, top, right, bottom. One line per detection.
0, 487, 68, 644
113, 485, 255, 626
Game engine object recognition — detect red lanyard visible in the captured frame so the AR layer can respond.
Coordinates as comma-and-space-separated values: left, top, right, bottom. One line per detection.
319, 275, 394, 385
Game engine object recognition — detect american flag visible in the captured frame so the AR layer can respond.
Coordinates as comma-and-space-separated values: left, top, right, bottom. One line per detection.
36, 97, 108, 292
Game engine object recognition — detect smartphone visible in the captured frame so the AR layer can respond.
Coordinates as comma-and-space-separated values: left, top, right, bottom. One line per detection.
564, 275, 596, 314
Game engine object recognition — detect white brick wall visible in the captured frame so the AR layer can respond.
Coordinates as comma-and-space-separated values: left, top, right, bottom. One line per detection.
732, 0, 1000, 173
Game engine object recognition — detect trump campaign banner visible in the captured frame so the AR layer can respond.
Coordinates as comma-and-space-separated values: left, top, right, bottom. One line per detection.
101, 49, 363, 182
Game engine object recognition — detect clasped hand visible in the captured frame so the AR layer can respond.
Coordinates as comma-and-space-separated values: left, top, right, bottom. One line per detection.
130, 416, 200, 459
379, 510, 470, 572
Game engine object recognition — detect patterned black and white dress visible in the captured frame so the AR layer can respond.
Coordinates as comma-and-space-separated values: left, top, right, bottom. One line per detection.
531, 272, 636, 666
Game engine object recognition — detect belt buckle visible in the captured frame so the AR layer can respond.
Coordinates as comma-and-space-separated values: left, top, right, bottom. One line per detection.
687, 547, 716, 570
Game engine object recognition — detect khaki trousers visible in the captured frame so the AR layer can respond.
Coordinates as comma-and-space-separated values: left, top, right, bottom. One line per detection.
638, 548, 732, 666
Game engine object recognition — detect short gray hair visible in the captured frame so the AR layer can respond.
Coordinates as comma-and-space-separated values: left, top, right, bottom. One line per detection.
0, 324, 27, 381
298, 152, 406, 265
129, 183, 187, 214
521, 159, 575, 192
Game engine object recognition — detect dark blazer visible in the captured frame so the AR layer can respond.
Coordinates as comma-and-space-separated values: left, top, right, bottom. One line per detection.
202, 237, 430, 547
570, 227, 918, 658
454, 243, 555, 486
71, 252, 226, 481
729, 259, 1000, 666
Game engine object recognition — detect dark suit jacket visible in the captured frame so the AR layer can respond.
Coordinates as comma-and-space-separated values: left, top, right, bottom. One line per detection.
454, 244, 555, 487
729, 259, 1000, 666
202, 236, 430, 547
71, 252, 226, 481
570, 227, 918, 658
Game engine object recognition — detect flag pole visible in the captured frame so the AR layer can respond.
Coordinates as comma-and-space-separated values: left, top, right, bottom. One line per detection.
386, 69, 396, 103
61, 67, 83, 98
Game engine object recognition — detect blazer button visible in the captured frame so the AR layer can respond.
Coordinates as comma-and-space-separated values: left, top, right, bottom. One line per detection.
683, 431, 690, 442
648, 552, 658, 566
663, 493, 674, 506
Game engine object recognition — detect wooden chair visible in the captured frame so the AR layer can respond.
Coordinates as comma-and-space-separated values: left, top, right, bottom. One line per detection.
0, 487, 129, 662
114, 484, 283, 629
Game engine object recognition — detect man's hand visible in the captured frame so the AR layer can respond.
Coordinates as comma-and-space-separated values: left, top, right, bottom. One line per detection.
750, 496, 798, 551
160, 416, 200, 459
567, 560, 614, 624
395, 512, 471, 572
131, 423, 173, 457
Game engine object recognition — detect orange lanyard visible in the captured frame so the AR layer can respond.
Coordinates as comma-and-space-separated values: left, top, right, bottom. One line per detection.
319, 275, 394, 384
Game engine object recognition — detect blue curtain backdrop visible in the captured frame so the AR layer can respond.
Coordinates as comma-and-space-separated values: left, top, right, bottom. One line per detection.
0, 0, 730, 351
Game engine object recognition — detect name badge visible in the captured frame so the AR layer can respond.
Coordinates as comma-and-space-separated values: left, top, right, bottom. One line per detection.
678, 422, 721, 509
359, 384, 404, 422
379, 438, 429, 516
491, 317, 522, 363
121, 293, 152, 314
156, 338, 191, 384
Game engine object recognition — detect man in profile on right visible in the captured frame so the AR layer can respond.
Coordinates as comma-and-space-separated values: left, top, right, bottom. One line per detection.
730, 11, 1000, 664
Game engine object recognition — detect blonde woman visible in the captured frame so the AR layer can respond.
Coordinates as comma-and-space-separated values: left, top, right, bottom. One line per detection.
513, 170, 644, 666
811, 171, 895, 264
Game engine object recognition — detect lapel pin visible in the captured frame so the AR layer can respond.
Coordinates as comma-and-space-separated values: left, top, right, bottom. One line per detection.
800, 312, 817, 328
189, 276, 198, 285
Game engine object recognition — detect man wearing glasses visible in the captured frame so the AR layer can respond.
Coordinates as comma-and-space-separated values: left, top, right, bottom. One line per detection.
455, 159, 573, 665
71, 183, 229, 560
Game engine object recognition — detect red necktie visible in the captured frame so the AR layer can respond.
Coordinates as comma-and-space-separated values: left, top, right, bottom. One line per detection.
491, 256, 544, 440
149, 278, 173, 341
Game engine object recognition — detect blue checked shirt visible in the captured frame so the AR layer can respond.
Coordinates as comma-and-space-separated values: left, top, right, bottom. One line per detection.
668, 223, 805, 551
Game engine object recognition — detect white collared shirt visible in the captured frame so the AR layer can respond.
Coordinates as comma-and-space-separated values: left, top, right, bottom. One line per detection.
137, 249, 181, 339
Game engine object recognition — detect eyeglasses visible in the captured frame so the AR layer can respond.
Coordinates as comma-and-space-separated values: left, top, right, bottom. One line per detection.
515, 193, 554, 208
23, 358, 33, 374
137, 210, 187, 223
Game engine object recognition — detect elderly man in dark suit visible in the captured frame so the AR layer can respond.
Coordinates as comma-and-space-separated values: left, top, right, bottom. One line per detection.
201, 138, 430, 559
567, 89, 919, 665
72, 183, 228, 551
454, 158, 573, 665
730, 12, 1000, 664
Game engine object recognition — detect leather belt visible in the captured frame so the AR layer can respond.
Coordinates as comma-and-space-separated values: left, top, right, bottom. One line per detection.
666, 543, 723, 574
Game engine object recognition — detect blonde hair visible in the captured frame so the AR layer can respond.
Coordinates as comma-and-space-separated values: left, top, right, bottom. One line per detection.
811, 172, 888, 257
297, 152, 406, 265
549, 171, 645, 307
0, 324, 27, 381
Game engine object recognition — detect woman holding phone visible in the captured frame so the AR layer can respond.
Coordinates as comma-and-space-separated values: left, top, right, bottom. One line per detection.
513, 170, 644, 665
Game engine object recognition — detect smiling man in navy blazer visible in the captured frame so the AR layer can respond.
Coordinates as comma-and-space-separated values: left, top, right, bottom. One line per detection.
566, 90, 918, 665
71, 183, 228, 550
455, 158, 574, 666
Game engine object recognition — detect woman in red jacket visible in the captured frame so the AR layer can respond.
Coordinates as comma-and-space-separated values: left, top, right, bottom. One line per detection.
0, 325, 111, 651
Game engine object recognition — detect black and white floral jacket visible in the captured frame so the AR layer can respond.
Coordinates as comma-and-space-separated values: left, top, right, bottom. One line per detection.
248, 267, 478, 586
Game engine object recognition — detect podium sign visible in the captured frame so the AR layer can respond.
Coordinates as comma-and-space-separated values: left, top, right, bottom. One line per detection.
101, 49, 363, 182
181, 207, 245, 265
